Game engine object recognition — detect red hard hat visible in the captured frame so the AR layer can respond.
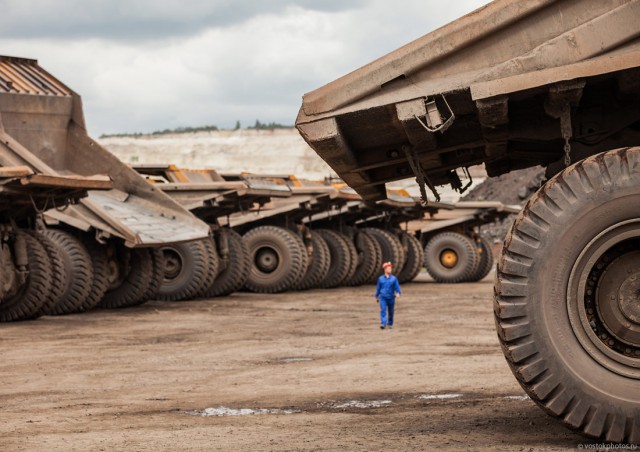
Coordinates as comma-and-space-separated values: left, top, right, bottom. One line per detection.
382, 262, 392, 269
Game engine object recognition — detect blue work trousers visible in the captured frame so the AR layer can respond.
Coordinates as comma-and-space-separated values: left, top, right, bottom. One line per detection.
379, 297, 395, 327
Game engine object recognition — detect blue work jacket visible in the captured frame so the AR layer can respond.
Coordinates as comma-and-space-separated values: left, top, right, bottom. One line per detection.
375, 274, 401, 300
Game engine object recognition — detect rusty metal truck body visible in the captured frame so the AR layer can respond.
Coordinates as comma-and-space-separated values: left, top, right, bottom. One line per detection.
0, 56, 210, 314
296, 0, 640, 441
0, 57, 122, 319
296, 0, 640, 201
0, 56, 209, 247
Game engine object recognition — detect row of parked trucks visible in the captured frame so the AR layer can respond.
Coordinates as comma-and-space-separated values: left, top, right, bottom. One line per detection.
0, 55, 516, 323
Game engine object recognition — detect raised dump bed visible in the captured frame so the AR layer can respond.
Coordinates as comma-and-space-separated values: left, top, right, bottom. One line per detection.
0, 55, 210, 315
296, 0, 640, 200
0, 56, 208, 246
295, 0, 640, 441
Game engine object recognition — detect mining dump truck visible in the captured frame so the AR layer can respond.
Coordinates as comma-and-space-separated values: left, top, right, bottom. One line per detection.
134, 165, 292, 298
407, 201, 520, 283
224, 175, 352, 293
295, 0, 640, 442
0, 56, 210, 313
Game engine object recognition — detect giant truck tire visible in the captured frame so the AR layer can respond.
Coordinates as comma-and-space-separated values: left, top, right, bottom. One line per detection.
468, 235, 494, 282
364, 230, 383, 284
346, 231, 378, 287
195, 236, 221, 298
295, 233, 330, 291
157, 240, 210, 301
496, 148, 640, 442
26, 231, 68, 316
0, 232, 53, 322
397, 232, 424, 284
99, 247, 154, 309
364, 228, 405, 283
79, 239, 111, 312
284, 228, 310, 289
41, 229, 94, 316
203, 229, 250, 297
423, 232, 480, 283
142, 248, 165, 301
243, 226, 307, 293
315, 229, 353, 289
333, 230, 358, 285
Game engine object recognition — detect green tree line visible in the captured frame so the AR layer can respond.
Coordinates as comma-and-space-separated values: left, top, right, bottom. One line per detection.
100, 120, 292, 139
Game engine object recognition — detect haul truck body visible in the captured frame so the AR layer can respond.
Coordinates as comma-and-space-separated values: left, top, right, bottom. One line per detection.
0, 56, 210, 313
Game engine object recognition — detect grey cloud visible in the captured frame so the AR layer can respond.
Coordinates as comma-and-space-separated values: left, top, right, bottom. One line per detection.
0, 0, 365, 40
1, 0, 489, 136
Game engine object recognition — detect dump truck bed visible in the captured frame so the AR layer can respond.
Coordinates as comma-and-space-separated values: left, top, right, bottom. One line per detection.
133, 165, 293, 223
0, 165, 112, 218
224, 185, 342, 230
406, 201, 520, 234
296, 0, 640, 200
0, 56, 209, 246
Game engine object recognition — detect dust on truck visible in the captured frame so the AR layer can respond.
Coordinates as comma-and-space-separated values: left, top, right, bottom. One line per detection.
296, 0, 640, 442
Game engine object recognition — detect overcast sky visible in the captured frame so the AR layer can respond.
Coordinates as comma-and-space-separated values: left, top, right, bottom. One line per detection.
1, 0, 488, 136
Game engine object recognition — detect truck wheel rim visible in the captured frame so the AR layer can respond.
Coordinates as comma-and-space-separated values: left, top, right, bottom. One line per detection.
106, 258, 123, 289
162, 248, 184, 281
440, 249, 458, 268
255, 247, 279, 273
567, 219, 640, 378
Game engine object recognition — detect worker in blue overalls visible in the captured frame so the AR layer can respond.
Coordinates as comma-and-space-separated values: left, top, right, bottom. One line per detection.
375, 262, 401, 329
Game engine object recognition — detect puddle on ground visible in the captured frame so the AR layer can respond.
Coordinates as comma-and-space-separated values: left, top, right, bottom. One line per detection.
503, 395, 530, 401
184, 406, 300, 417
417, 393, 463, 400
280, 357, 313, 363
329, 400, 393, 409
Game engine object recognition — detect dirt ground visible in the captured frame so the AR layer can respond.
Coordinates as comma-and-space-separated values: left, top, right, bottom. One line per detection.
1, 273, 592, 451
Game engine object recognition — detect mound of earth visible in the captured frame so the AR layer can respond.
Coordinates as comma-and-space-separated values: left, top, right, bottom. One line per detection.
463, 166, 546, 242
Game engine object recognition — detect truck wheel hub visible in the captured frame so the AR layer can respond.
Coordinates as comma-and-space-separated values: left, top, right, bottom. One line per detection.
567, 220, 640, 379
597, 251, 640, 347
440, 249, 458, 268
162, 248, 183, 280
255, 247, 279, 273
618, 272, 640, 324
